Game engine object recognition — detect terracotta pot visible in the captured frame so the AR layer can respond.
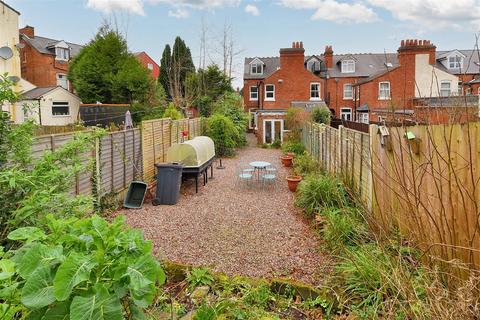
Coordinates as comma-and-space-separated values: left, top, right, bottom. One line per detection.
286, 152, 295, 158
280, 155, 293, 167
286, 175, 302, 192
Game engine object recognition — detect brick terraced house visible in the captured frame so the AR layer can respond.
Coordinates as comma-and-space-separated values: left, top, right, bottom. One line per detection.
134, 51, 160, 79
19, 25, 83, 92
244, 40, 480, 143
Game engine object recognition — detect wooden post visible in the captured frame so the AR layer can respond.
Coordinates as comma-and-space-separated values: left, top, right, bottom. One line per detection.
110, 134, 114, 193
123, 131, 127, 189
95, 136, 101, 202
359, 133, 364, 196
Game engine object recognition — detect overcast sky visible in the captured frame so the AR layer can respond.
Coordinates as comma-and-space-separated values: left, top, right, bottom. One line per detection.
8, 0, 480, 88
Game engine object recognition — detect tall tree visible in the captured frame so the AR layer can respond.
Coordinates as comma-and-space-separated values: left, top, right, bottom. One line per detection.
68, 24, 152, 104
171, 37, 195, 108
159, 44, 172, 98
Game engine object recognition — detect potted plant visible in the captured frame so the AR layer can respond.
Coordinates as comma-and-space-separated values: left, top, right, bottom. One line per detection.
286, 175, 302, 192
280, 154, 293, 167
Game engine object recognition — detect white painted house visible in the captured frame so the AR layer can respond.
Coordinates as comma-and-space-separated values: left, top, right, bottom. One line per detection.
17, 86, 81, 125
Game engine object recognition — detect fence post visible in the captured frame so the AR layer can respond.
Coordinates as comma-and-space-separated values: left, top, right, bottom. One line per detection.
359, 133, 364, 196
95, 136, 101, 203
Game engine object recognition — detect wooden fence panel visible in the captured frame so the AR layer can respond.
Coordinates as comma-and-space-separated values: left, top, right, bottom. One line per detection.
371, 123, 480, 269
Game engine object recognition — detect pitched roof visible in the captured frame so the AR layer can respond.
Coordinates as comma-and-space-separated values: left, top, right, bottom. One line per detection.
0, 1, 20, 15
436, 50, 480, 74
21, 86, 58, 99
21, 34, 83, 57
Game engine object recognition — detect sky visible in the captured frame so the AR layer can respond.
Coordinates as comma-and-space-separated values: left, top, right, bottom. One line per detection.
7, 0, 480, 88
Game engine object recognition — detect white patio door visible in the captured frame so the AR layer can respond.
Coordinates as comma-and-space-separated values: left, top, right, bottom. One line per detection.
263, 119, 284, 144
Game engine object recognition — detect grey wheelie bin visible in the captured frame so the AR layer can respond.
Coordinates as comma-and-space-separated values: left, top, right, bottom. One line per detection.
153, 163, 183, 205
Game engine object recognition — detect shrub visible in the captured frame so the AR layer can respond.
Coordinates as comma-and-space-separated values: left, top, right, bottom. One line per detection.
281, 140, 305, 155
271, 139, 282, 149
321, 207, 369, 252
293, 153, 319, 176
295, 174, 347, 216
206, 114, 238, 157
2, 214, 165, 319
163, 103, 183, 120
197, 95, 214, 118
286, 107, 310, 141
311, 107, 331, 125
212, 93, 248, 147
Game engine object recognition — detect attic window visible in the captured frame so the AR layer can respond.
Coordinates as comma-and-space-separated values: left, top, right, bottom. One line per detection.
55, 47, 70, 61
307, 59, 321, 72
341, 60, 355, 73
251, 63, 263, 75
448, 56, 462, 69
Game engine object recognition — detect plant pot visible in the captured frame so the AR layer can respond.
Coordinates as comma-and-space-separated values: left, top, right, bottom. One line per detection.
286, 152, 295, 158
286, 175, 302, 192
280, 155, 293, 167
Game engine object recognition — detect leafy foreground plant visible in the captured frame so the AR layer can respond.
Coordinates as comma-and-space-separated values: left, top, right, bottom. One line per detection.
0, 214, 165, 320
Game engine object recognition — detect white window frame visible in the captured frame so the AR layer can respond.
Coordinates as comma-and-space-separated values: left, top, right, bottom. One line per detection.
440, 81, 451, 97
249, 86, 258, 101
51, 101, 70, 117
56, 73, 69, 90
340, 108, 352, 121
310, 82, 321, 100
477, 87, 480, 95
358, 113, 369, 124
265, 84, 275, 101
251, 63, 263, 75
307, 59, 320, 72
147, 63, 154, 70
448, 55, 463, 69
55, 47, 70, 61
343, 83, 353, 100
341, 60, 355, 73
262, 119, 284, 144
378, 81, 391, 100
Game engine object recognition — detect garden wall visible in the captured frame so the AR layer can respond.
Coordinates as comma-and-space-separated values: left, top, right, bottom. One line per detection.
302, 121, 480, 271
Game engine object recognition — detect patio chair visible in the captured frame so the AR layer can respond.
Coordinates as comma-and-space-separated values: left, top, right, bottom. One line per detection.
261, 165, 277, 190
237, 165, 254, 189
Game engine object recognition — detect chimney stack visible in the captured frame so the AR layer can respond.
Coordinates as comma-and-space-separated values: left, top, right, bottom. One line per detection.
20, 25, 34, 38
324, 45, 333, 69
398, 39, 436, 65
279, 41, 305, 70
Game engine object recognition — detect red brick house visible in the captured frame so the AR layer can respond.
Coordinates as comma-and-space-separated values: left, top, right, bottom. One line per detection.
134, 51, 160, 79
243, 42, 326, 144
244, 39, 473, 141
19, 26, 83, 92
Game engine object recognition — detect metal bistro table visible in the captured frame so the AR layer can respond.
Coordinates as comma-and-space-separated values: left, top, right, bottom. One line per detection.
249, 161, 271, 182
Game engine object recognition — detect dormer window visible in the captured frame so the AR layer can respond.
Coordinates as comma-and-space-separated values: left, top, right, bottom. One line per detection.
251, 63, 263, 75
448, 56, 463, 69
55, 47, 70, 61
306, 58, 321, 73
341, 60, 355, 73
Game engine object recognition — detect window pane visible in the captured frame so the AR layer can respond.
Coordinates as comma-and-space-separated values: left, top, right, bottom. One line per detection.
52, 102, 69, 116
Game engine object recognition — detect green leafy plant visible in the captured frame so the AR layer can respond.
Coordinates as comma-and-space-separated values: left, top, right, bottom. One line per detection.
311, 107, 331, 125
293, 153, 319, 176
163, 103, 183, 120
206, 114, 238, 157
187, 268, 214, 289
2, 214, 165, 319
281, 140, 305, 155
271, 139, 282, 149
285, 107, 310, 141
295, 174, 347, 216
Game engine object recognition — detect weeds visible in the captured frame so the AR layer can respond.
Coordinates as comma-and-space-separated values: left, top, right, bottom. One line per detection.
187, 268, 215, 289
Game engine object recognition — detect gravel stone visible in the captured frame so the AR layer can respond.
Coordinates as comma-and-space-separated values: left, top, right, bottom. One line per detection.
117, 134, 330, 285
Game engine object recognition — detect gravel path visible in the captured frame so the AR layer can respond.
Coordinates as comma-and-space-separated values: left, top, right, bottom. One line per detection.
117, 134, 330, 285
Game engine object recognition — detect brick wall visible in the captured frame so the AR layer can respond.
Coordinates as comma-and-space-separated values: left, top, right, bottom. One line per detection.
135, 52, 160, 79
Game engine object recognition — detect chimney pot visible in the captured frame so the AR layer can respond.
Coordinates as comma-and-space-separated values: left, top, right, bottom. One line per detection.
300, 41, 303, 48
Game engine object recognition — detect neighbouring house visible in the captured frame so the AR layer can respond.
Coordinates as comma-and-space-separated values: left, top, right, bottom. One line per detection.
134, 51, 160, 79
19, 25, 83, 92
0, 1, 37, 120
244, 42, 326, 144
16, 86, 81, 125
243, 40, 478, 142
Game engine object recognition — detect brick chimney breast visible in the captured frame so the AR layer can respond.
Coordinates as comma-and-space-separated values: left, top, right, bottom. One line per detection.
324, 45, 333, 69
280, 41, 305, 69
398, 39, 437, 65
20, 25, 34, 38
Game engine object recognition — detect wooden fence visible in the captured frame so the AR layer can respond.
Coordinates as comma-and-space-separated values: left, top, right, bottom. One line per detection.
141, 118, 203, 182
31, 117, 203, 197
302, 121, 480, 270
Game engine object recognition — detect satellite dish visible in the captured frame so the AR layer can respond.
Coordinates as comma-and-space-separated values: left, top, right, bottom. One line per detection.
7, 76, 20, 83
0, 47, 13, 60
